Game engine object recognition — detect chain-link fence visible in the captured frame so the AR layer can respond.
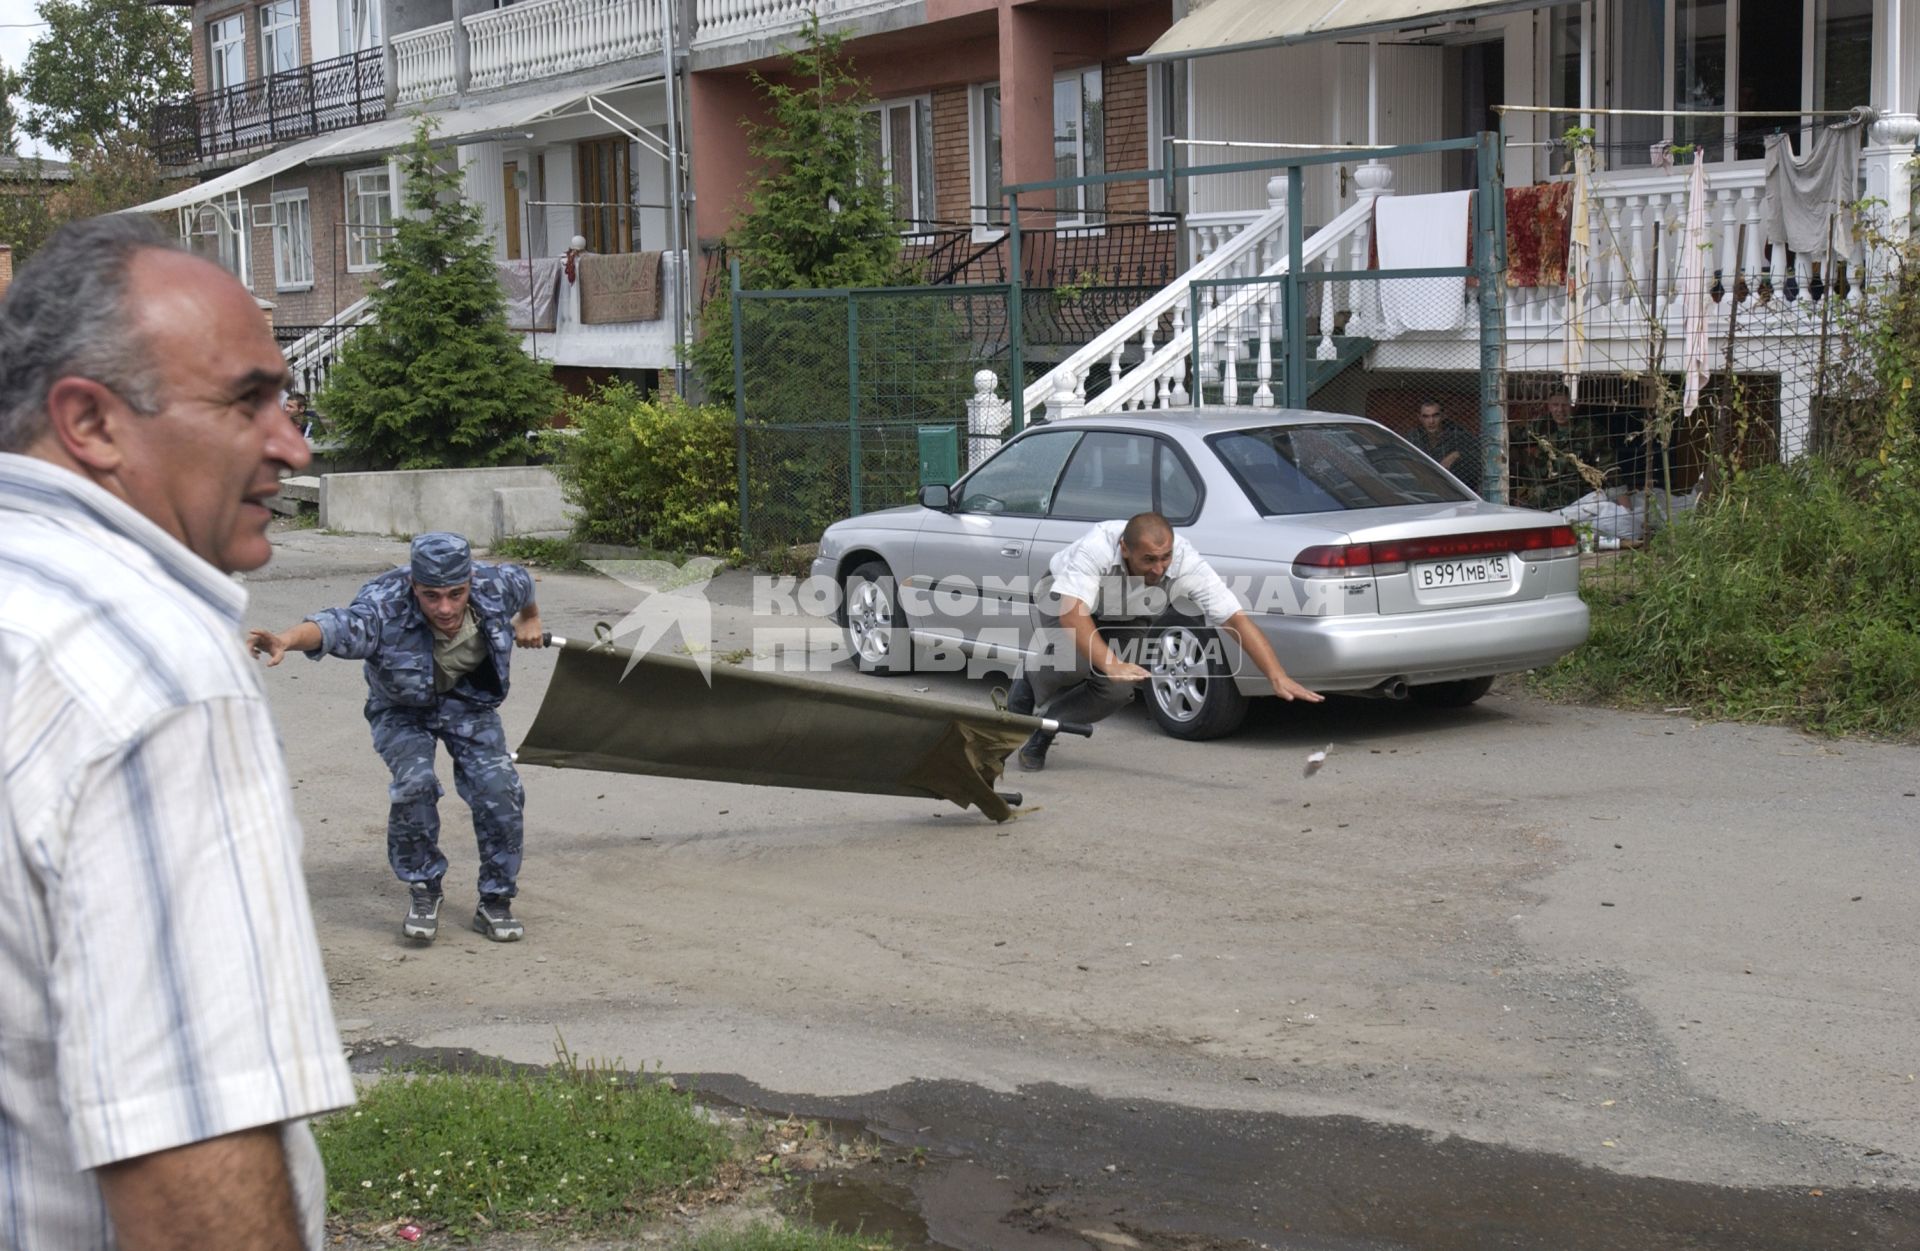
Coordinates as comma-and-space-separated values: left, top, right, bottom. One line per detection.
733, 284, 1015, 553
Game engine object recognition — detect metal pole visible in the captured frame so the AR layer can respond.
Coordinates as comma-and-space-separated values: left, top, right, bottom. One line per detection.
1283, 165, 1307, 409
661, 0, 690, 396
1008, 196, 1025, 430
1476, 130, 1508, 503
730, 258, 749, 548
847, 295, 863, 515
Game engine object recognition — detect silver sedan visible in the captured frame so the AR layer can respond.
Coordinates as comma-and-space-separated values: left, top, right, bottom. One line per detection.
812, 409, 1589, 739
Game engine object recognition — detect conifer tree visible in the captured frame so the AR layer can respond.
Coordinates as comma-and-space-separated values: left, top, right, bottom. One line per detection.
318, 121, 560, 468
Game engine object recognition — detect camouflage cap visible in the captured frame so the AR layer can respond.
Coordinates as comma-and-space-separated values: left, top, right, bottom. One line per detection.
409, 532, 472, 588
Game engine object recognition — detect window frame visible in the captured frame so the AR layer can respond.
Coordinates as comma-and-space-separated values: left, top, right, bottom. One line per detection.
1052, 65, 1105, 229
861, 95, 936, 234
338, 0, 382, 53
954, 429, 1085, 518
270, 188, 313, 291
207, 13, 245, 90
343, 166, 392, 272
971, 67, 1108, 236
257, 0, 300, 76
1044, 431, 1204, 525
576, 136, 634, 254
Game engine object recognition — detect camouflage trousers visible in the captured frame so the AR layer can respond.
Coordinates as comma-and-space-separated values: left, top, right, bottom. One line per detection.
368, 695, 524, 899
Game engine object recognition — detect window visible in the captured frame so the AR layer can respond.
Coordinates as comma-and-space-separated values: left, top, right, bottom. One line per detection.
344, 167, 391, 270
1210, 424, 1471, 516
208, 13, 245, 90
972, 68, 1105, 229
189, 194, 250, 287
957, 431, 1082, 515
339, 0, 382, 53
1604, 0, 1874, 164
1054, 67, 1105, 225
271, 190, 312, 289
861, 97, 935, 230
1051, 432, 1156, 520
258, 0, 299, 75
577, 137, 632, 253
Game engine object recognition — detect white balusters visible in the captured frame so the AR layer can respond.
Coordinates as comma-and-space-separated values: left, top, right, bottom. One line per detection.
466, 0, 664, 93
1253, 292, 1275, 407
393, 22, 456, 102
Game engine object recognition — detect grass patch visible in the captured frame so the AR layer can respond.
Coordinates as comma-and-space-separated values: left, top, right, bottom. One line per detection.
316, 1056, 731, 1240
1533, 457, 1920, 738
489, 536, 586, 570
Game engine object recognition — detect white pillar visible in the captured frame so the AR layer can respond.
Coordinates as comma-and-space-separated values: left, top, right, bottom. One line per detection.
459, 140, 508, 261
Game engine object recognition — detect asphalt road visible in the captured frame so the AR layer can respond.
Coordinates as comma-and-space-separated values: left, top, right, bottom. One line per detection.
248, 530, 1920, 1248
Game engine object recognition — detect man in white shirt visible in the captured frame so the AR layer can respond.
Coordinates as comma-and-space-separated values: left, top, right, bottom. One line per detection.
1007, 512, 1322, 770
0, 215, 353, 1249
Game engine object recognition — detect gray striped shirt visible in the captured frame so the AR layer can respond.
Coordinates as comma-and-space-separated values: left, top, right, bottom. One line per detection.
0, 453, 353, 1248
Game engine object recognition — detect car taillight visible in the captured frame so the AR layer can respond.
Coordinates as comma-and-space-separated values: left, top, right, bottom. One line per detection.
1292, 526, 1578, 578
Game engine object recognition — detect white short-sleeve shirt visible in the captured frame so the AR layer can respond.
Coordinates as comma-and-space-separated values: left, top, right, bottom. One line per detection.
1046, 519, 1242, 626
0, 454, 354, 1249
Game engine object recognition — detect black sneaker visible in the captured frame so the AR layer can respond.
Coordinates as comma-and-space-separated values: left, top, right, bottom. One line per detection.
1017, 729, 1055, 772
1006, 676, 1035, 716
403, 886, 442, 941
472, 896, 524, 942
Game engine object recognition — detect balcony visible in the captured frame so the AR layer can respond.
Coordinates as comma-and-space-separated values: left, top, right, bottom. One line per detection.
691, 0, 913, 45
394, 0, 664, 104
151, 49, 386, 167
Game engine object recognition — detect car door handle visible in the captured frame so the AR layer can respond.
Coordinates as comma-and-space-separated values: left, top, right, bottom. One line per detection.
1000, 545, 1024, 557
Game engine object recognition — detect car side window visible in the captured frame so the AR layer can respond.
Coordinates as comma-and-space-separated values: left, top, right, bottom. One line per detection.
1049, 432, 1157, 520
956, 431, 1082, 515
1156, 443, 1200, 523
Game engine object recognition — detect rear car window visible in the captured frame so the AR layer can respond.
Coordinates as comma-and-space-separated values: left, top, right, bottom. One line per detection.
1208, 423, 1473, 515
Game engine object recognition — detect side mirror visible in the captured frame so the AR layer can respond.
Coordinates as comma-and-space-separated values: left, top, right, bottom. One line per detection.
919, 483, 954, 510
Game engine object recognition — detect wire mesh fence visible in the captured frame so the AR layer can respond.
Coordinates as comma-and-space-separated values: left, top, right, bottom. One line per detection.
733, 284, 1016, 554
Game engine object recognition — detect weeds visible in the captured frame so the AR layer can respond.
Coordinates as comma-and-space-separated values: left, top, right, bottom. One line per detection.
688, 1225, 893, 1251
489, 535, 586, 570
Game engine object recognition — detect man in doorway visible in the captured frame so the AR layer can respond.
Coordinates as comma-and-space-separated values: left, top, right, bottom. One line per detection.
1006, 512, 1322, 770
1409, 397, 1481, 493
250, 533, 543, 942
0, 214, 353, 1249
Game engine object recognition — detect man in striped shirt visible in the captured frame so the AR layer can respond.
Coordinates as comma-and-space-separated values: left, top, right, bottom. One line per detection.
0, 215, 354, 1248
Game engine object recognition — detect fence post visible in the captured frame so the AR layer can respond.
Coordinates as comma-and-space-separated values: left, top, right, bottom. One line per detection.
1475, 130, 1509, 503
1283, 165, 1307, 409
730, 259, 749, 550
1008, 198, 1024, 431
847, 294, 863, 515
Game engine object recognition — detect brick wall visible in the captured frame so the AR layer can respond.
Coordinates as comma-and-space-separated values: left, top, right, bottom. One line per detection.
243, 166, 381, 326
190, 0, 317, 96
0, 244, 12, 299
1102, 58, 1148, 220
932, 85, 973, 225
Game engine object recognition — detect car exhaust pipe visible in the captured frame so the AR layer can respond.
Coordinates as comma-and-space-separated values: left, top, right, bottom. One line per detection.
1354, 676, 1410, 701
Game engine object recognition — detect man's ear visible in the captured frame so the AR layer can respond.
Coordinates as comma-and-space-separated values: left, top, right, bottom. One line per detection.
42, 376, 128, 473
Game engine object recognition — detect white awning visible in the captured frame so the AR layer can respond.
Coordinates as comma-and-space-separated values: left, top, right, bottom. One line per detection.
1136, 0, 1550, 63
126, 79, 661, 213
125, 128, 363, 214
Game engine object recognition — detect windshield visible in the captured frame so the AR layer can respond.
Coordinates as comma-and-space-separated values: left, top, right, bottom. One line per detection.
1208, 423, 1474, 515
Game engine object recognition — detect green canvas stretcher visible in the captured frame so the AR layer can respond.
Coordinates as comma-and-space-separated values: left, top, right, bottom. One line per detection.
515, 640, 1042, 821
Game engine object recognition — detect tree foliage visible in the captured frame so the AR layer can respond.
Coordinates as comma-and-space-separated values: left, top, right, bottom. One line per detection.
18, 0, 191, 155
316, 122, 561, 469
0, 130, 182, 265
690, 15, 908, 404
0, 65, 22, 156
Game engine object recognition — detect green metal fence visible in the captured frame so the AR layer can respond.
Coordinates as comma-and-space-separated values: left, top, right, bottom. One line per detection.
731, 271, 1017, 553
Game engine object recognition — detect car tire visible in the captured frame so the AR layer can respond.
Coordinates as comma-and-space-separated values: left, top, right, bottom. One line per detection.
1408, 675, 1496, 708
1146, 621, 1250, 741
843, 560, 913, 676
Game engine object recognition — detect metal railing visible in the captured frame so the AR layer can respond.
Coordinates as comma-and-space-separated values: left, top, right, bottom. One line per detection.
151, 49, 386, 166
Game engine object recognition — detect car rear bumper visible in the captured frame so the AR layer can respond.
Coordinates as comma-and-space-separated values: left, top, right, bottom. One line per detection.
1242, 596, 1591, 693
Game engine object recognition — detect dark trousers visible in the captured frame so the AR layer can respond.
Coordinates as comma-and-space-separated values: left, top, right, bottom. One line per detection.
369, 694, 525, 899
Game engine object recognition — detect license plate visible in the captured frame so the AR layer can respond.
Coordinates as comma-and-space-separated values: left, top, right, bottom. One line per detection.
1415, 554, 1510, 589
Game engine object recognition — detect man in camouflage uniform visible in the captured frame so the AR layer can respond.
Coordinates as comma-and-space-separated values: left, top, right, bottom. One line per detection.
251, 533, 543, 942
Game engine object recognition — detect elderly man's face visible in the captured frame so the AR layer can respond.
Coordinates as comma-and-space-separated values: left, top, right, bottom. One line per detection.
109, 250, 308, 573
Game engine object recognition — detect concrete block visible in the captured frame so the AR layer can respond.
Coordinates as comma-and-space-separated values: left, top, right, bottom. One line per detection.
491, 484, 578, 540
319, 466, 572, 543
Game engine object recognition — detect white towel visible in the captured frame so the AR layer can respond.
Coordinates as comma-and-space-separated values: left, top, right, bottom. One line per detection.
1677, 152, 1712, 420
1373, 191, 1474, 332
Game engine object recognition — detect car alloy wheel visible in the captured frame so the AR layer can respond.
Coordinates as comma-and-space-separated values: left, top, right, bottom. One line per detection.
1146, 622, 1249, 740
844, 559, 910, 676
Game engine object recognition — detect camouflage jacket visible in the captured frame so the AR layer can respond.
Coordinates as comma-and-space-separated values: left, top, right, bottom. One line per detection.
304, 562, 535, 711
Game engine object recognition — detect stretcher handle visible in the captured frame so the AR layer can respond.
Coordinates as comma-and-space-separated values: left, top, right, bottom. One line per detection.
1045, 718, 1094, 738
543, 632, 565, 647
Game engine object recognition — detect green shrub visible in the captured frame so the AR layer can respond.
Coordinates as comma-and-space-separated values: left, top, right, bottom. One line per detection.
545, 383, 738, 555
1537, 456, 1920, 737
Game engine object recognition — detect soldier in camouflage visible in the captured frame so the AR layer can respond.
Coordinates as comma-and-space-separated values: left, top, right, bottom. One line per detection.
250, 532, 543, 942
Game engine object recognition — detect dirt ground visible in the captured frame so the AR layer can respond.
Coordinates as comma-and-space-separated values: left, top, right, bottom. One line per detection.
251, 530, 1919, 1247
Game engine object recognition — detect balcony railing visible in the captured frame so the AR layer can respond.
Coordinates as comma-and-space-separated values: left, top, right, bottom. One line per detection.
151, 49, 385, 166
393, 22, 458, 104
692, 0, 912, 44
467, 0, 664, 93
